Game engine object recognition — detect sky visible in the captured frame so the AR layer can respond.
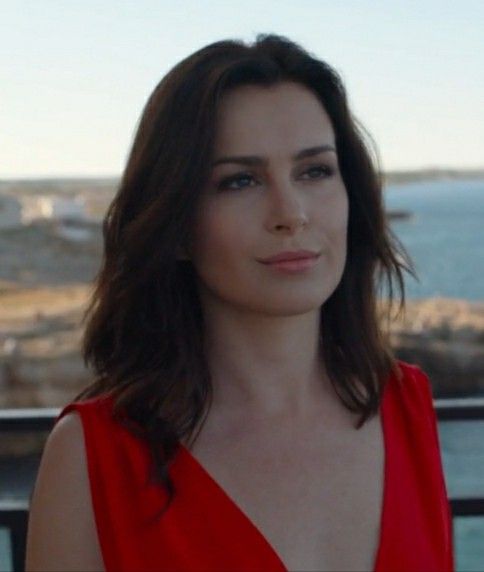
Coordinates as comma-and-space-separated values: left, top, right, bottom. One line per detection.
1, 0, 483, 178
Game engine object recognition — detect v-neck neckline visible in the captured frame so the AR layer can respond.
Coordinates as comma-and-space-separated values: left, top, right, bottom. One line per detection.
175, 376, 392, 572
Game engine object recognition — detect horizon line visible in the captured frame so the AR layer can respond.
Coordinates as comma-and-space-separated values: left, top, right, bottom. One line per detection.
2, 166, 484, 182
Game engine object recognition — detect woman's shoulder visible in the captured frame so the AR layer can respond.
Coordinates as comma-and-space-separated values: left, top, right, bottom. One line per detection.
56, 393, 115, 425
49, 394, 115, 464
54, 393, 149, 459
390, 359, 437, 419
26, 403, 105, 570
393, 359, 433, 392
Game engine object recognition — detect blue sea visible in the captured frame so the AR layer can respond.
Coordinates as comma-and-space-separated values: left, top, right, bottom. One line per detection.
383, 178, 484, 301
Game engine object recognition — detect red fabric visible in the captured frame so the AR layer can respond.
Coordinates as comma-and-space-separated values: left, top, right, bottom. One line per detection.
55, 360, 454, 571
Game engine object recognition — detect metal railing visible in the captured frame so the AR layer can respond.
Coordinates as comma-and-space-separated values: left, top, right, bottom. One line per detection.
1, 398, 484, 572
433, 397, 484, 520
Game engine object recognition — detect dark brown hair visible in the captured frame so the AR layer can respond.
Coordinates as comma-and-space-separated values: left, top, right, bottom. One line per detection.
73, 33, 416, 516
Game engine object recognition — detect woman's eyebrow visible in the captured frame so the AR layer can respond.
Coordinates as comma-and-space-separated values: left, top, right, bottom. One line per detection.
211, 144, 337, 167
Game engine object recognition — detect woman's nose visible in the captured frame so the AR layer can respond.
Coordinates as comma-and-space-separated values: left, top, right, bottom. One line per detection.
265, 180, 309, 233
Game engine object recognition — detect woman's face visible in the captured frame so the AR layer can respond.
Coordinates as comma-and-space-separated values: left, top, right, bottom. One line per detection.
189, 81, 349, 316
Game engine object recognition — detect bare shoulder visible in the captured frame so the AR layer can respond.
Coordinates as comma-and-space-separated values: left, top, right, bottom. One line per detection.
25, 411, 105, 571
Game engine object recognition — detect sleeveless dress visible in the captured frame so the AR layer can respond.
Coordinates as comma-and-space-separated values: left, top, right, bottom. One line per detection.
55, 360, 455, 571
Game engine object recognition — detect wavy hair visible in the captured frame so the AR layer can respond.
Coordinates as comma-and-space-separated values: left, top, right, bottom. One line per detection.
73, 33, 416, 517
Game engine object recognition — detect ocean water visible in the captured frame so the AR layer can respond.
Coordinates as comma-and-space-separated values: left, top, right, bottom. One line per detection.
383, 178, 484, 301
438, 421, 484, 570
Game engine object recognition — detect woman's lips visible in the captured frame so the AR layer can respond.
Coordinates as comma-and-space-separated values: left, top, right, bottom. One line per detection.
260, 254, 320, 274
258, 250, 319, 263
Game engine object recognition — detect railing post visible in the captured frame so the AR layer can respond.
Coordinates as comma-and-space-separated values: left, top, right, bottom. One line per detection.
0, 501, 29, 572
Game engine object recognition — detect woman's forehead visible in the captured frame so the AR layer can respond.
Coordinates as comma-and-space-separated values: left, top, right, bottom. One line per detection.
213, 83, 335, 157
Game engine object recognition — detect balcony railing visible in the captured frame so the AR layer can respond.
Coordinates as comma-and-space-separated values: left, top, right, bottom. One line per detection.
1, 398, 484, 572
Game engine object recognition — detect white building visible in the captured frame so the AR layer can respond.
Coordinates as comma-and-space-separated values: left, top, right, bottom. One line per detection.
21, 195, 88, 224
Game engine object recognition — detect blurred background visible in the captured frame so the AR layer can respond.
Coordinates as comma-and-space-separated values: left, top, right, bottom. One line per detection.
1, 0, 483, 570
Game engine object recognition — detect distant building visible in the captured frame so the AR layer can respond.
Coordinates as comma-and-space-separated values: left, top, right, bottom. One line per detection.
21, 194, 88, 224
55, 218, 97, 242
0, 194, 22, 229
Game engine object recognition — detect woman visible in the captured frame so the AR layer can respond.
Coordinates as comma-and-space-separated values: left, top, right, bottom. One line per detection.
26, 33, 454, 571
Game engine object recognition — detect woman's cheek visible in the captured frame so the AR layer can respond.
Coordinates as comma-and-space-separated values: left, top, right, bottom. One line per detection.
192, 208, 243, 270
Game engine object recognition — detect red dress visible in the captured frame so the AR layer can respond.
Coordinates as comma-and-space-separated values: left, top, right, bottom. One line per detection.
55, 360, 454, 571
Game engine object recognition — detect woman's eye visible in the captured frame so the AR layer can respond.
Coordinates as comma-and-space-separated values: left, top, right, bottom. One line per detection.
217, 173, 256, 191
216, 165, 334, 192
301, 165, 334, 179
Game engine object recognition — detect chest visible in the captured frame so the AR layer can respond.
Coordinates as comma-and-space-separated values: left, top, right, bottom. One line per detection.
185, 411, 385, 572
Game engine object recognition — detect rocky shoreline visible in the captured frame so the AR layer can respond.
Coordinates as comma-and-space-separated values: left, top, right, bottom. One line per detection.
380, 297, 484, 396
1, 283, 483, 409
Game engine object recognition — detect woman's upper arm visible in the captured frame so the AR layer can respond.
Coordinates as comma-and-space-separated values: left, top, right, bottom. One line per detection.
25, 411, 105, 572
